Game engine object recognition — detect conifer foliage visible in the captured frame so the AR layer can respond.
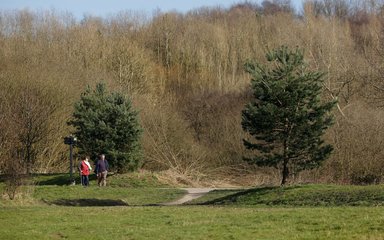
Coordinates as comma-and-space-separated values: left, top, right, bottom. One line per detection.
242, 46, 336, 185
69, 83, 142, 173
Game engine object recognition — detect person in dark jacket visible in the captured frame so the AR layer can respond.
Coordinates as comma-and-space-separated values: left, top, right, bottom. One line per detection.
95, 154, 109, 187
78, 156, 92, 187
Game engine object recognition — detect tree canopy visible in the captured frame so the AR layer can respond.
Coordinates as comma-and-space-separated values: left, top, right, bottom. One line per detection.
242, 46, 336, 185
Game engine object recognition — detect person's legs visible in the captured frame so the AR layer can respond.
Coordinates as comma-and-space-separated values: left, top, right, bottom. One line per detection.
101, 171, 107, 186
84, 175, 89, 186
97, 173, 102, 186
81, 175, 86, 186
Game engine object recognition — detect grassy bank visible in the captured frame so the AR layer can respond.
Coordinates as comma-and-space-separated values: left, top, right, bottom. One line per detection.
190, 184, 384, 206
0, 173, 185, 206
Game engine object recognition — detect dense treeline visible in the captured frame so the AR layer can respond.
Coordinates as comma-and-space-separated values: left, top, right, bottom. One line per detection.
1, 0, 384, 185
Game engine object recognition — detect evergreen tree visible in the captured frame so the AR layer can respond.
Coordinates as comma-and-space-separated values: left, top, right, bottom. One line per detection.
68, 83, 142, 173
242, 46, 336, 185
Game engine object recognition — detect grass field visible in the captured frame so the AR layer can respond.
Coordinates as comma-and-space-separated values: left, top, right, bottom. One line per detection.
1, 206, 383, 239
1, 174, 384, 239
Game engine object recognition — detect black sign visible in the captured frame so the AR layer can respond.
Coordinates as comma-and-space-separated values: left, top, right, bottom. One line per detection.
64, 136, 77, 145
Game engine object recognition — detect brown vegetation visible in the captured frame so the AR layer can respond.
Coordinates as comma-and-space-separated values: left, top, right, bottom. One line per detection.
1, 0, 384, 186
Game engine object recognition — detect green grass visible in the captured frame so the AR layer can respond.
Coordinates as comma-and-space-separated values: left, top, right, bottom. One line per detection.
0, 173, 185, 206
33, 185, 184, 206
1, 175, 384, 239
190, 184, 384, 206
0, 206, 383, 239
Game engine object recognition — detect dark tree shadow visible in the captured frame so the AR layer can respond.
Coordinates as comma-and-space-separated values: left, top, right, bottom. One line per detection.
35, 174, 72, 186
1, 173, 116, 186
46, 198, 129, 206
193, 188, 269, 205
193, 186, 302, 205
35, 173, 100, 186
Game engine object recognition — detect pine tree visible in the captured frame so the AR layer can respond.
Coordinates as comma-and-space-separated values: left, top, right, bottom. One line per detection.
242, 46, 336, 185
68, 83, 142, 173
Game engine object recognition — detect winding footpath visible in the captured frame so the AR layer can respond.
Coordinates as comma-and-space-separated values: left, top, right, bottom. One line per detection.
161, 188, 216, 206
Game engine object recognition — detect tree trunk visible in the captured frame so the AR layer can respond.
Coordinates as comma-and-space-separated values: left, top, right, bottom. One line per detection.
26, 144, 32, 175
281, 159, 289, 186
282, 138, 289, 186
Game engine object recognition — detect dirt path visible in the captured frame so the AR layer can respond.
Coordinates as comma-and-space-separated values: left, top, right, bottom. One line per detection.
161, 188, 216, 206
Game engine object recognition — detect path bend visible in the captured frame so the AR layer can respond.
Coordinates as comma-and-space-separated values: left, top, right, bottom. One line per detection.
161, 188, 216, 206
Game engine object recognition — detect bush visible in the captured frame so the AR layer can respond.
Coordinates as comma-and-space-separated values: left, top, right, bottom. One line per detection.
68, 83, 142, 173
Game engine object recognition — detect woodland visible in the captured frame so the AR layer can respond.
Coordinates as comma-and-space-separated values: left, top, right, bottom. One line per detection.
1, 0, 384, 186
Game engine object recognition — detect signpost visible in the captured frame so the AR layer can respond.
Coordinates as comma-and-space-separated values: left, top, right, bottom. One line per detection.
64, 135, 77, 185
